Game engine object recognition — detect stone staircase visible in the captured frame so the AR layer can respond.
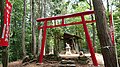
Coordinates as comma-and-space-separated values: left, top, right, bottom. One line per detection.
59, 60, 76, 67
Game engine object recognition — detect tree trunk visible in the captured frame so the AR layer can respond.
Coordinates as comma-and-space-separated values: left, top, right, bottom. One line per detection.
0, 0, 1, 11
2, 47, 8, 67
31, 0, 37, 57
54, 34, 57, 55
38, 29, 42, 55
22, 0, 26, 57
30, 0, 33, 55
0, 0, 1, 36
107, 0, 109, 13
92, 0, 119, 67
88, 0, 97, 52
43, 0, 46, 18
40, 0, 46, 55
91, 23, 96, 52
0, 0, 4, 37
37, 0, 42, 55
36, 0, 41, 18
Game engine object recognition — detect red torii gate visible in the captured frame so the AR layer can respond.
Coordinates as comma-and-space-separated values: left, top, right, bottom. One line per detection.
36, 11, 98, 66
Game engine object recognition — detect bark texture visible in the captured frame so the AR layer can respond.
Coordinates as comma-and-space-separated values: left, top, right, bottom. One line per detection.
22, 0, 26, 57
31, 0, 37, 57
92, 0, 118, 67
0, 0, 4, 36
2, 47, 8, 67
37, 0, 42, 55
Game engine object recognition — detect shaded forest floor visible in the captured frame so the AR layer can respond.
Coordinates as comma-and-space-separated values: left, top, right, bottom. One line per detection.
23, 63, 104, 67
0, 53, 105, 67
1, 53, 120, 67
1, 54, 105, 67
5, 60, 104, 67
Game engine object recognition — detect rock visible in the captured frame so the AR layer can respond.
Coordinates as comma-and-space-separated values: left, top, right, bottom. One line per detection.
22, 56, 30, 63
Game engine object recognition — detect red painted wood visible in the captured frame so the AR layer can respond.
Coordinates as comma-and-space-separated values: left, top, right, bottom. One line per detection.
81, 15, 98, 66
37, 11, 94, 22
39, 21, 47, 63
0, 1, 12, 46
38, 20, 96, 30
110, 12, 114, 45
37, 10, 98, 66
62, 18, 64, 25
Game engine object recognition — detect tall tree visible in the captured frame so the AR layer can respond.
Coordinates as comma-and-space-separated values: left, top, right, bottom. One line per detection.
87, 0, 97, 52
92, 0, 119, 67
37, 0, 42, 55
43, 0, 46, 55
0, 0, 4, 36
31, 0, 37, 57
9, 0, 24, 61
2, 47, 8, 67
0, 0, 1, 11
43, 0, 46, 17
30, 0, 33, 55
22, 0, 26, 57
0, 0, 2, 35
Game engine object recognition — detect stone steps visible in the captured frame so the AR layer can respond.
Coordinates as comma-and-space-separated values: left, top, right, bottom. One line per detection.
59, 60, 76, 67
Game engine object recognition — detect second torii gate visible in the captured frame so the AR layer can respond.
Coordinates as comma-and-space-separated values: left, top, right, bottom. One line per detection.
36, 11, 98, 66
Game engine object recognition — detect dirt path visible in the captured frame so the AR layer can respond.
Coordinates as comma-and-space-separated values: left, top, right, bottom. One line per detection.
0, 62, 104, 67
23, 62, 104, 67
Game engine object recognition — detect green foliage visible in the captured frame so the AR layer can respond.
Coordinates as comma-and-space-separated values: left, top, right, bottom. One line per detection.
113, 7, 120, 56
9, 0, 95, 61
8, 0, 33, 61
3, 0, 119, 63
9, 0, 23, 61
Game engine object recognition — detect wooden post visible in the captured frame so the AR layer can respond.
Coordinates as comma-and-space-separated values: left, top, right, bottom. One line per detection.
81, 15, 98, 66
36, 11, 96, 64
39, 20, 47, 63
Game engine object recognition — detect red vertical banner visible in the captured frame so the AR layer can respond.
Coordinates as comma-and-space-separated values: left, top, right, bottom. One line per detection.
0, 1, 12, 46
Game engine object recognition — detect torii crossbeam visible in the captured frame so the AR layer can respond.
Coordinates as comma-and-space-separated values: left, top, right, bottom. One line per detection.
36, 10, 98, 66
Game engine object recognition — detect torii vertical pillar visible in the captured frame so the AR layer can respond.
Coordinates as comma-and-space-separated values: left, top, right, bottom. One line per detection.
37, 11, 98, 66
39, 20, 47, 63
81, 15, 98, 66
